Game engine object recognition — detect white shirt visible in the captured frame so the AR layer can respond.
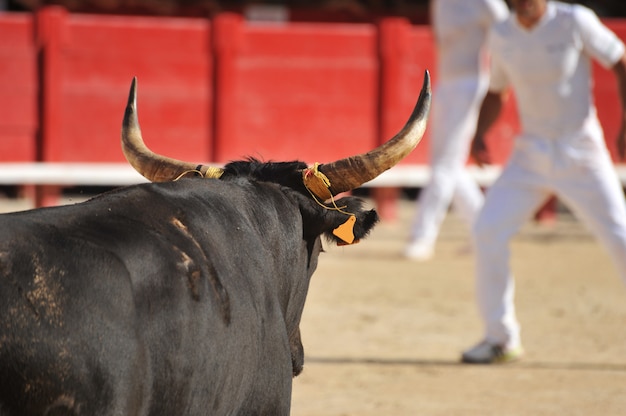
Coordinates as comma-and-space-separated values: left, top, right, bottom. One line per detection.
488, 1, 625, 139
432, 0, 509, 81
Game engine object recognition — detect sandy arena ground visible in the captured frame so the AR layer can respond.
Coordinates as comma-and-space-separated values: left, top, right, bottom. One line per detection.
291, 198, 626, 416
2, 194, 625, 415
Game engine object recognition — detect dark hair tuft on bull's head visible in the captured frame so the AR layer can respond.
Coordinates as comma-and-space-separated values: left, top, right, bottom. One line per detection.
221, 158, 309, 193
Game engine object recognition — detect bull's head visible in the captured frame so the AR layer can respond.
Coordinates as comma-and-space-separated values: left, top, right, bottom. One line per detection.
121, 72, 431, 199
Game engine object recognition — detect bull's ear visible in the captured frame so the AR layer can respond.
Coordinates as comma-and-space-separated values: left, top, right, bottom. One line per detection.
292, 191, 378, 244
330, 207, 378, 245
333, 215, 357, 244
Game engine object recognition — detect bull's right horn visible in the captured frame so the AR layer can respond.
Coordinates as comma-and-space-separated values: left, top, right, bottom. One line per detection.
310, 70, 431, 199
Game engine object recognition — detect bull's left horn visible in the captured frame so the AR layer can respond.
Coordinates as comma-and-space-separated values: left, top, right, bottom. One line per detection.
121, 77, 223, 182
316, 70, 431, 196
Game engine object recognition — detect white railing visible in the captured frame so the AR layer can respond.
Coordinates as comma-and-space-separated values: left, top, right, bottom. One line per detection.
1, 162, 625, 189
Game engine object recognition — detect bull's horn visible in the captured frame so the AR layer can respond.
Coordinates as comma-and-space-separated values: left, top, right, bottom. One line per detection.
315, 70, 431, 197
121, 77, 224, 182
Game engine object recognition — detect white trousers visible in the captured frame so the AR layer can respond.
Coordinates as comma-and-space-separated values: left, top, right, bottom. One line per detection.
410, 77, 486, 245
472, 124, 626, 347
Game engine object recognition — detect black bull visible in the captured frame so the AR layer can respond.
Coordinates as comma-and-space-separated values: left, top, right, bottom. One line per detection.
0, 74, 431, 416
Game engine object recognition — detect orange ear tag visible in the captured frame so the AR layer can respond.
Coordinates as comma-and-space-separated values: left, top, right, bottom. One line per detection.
333, 215, 357, 245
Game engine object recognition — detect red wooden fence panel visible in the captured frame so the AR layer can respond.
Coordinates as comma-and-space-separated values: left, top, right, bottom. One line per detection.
0, 13, 37, 162
37, 6, 213, 164
212, 13, 380, 165
388, 19, 435, 165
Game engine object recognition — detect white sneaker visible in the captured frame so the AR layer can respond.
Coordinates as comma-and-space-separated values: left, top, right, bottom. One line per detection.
461, 340, 523, 364
404, 240, 434, 261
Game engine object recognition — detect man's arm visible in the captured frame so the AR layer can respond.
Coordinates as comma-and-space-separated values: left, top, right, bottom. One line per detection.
612, 54, 626, 161
470, 90, 508, 167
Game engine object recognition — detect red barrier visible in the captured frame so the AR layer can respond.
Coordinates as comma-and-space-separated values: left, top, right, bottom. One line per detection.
36, 7, 214, 164
0, 9, 625, 219
0, 13, 37, 162
372, 18, 432, 218
212, 15, 380, 164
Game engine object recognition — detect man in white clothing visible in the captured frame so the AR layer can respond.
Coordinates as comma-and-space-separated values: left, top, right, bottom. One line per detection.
463, 0, 626, 364
405, 0, 509, 261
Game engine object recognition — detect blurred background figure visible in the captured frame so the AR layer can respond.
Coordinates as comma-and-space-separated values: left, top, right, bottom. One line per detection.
464, 0, 626, 364
404, 0, 509, 261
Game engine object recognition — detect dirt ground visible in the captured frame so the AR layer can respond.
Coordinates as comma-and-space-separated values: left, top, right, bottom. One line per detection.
2, 195, 625, 415
291, 198, 626, 416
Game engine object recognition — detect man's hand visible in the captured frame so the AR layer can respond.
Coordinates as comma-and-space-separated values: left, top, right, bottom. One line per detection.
471, 90, 506, 167
471, 135, 491, 167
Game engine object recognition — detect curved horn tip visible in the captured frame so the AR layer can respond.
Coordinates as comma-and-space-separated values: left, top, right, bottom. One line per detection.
126, 76, 138, 111
422, 69, 431, 93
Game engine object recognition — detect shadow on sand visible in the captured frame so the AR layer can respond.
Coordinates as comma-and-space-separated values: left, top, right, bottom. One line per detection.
308, 355, 626, 373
